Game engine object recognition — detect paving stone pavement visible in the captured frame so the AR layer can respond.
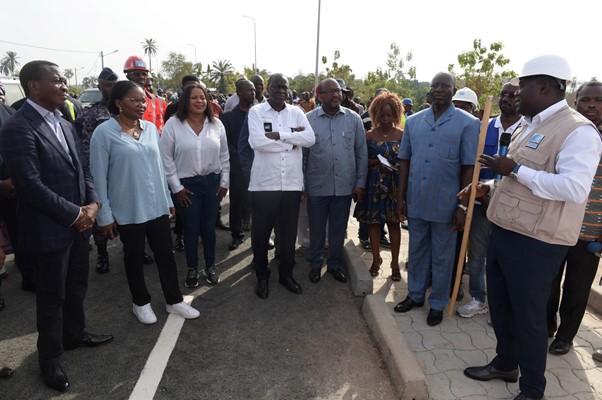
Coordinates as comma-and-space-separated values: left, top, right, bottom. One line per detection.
346, 211, 602, 400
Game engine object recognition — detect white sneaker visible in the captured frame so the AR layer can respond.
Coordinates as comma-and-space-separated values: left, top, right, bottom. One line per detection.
133, 303, 157, 324
457, 298, 488, 318
166, 301, 200, 319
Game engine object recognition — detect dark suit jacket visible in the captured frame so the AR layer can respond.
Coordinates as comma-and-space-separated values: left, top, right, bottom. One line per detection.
0, 101, 98, 253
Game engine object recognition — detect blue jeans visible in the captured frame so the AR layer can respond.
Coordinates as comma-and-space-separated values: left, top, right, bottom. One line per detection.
466, 204, 491, 302
177, 174, 220, 270
306, 195, 352, 271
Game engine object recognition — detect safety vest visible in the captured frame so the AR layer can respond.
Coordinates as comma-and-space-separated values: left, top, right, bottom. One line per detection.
142, 91, 165, 133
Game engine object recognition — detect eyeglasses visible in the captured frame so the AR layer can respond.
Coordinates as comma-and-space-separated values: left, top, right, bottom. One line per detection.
499, 91, 517, 99
123, 97, 147, 106
321, 89, 342, 95
128, 71, 149, 78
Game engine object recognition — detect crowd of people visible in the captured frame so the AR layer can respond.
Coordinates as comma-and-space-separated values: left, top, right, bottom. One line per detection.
0, 53, 601, 400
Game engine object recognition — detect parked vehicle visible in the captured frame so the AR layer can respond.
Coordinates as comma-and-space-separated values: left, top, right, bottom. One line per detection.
79, 88, 102, 109
0, 77, 25, 107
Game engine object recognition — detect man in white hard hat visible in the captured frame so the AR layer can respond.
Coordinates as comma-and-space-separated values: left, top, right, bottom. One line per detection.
462, 55, 602, 400
452, 87, 479, 117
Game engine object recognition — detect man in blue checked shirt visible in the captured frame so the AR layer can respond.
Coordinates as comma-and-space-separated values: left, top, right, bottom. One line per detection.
394, 71, 479, 326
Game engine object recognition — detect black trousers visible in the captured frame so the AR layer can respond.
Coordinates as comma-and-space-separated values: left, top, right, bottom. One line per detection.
487, 225, 567, 399
118, 215, 183, 306
0, 198, 36, 288
546, 239, 600, 342
33, 231, 89, 368
251, 191, 301, 281
229, 169, 251, 239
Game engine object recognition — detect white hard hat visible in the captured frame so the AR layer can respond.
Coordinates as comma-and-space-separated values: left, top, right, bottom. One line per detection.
452, 87, 479, 110
509, 55, 572, 86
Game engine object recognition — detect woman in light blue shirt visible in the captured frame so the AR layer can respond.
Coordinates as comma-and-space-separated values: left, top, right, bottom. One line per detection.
90, 80, 199, 325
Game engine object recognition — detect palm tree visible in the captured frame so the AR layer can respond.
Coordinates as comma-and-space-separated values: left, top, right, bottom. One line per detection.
141, 38, 158, 72
0, 51, 20, 76
64, 69, 74, 86
210, 59, 234, 93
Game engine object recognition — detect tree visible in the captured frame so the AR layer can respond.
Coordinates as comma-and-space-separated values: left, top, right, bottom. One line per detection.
161, 52, 193, 90
81, 76, 98, 89
141, 38, 158, 73
0, 51, 20, 76
64, 69, 74, 86
209, 59, 235, 94
448, 39, 516, 110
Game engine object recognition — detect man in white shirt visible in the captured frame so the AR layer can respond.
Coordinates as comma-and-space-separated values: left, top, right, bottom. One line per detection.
247, 73, 315, 299
463, 55, 602, 400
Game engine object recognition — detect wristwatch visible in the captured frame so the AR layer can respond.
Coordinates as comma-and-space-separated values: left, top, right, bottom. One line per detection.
457, 204, 468, 214
509, 163, 521, 179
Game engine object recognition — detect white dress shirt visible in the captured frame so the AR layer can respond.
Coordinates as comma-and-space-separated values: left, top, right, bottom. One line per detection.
512, 100, 602, 203
160, 116, 230, 194
247, 102, 315, 191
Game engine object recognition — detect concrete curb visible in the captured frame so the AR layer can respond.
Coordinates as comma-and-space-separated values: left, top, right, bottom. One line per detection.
362, 294, 429, 400
343, 239, 373, 296
589, 280, 602, 315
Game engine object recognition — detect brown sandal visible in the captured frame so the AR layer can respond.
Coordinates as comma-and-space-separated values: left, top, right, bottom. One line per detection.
391, 264, 401, 281
369, 257, 383, 277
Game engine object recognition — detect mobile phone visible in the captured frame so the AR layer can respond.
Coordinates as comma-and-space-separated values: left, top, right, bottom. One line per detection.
263, 122, 272, 132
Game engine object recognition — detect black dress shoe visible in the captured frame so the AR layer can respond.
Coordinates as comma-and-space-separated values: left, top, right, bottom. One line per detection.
216, 219, 230, 231
427, 308, 443, 326
309, 269, 321, 283
278, 277, 302, 294
256, 279, 269, 299
514, 393, 541, 400
143, 252, 154, 265
549, 338, 572, 355
41, 364, 69, 392
229, 237, 244, 250
96, 252, 110, 274
464, 362, 519, 383
0, 366, 14, 378
63, 332, 114, 350
329, 269, 347, 283
393, 296, 424, 313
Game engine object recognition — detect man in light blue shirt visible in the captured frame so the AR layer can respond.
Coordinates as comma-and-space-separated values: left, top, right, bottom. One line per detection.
304, 78, 368, 284
395, 72, 479, 326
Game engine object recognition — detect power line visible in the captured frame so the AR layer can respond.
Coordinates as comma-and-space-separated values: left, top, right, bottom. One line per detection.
0, 39, 97, 54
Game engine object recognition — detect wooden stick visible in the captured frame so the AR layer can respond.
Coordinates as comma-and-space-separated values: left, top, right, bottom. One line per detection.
447, 96, 493, 317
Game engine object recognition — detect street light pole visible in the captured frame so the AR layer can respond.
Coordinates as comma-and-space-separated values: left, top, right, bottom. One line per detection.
186, 43, 197, 65
100, 49, 119, 69
242, 15, 257, 71
74, 66, 84, 89
313, 0, 322, 94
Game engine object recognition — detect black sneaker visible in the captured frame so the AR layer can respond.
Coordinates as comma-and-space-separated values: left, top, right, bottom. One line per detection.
174, 236, 185, 252
360, 239, 371, 250
96, 252, 110, 274
229, 237, 244, 250
184, 269, 199, 288
380, 237, 391, 248
203, 266, 220, 284
143, 252, 154, 265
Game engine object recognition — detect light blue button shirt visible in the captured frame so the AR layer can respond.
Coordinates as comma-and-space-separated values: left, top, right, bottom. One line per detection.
90, 118, 173, 226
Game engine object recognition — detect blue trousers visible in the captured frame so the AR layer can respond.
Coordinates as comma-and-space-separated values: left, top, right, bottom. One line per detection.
177, 174, 220, 270
487, 225, 567, 399
407, 217, 456, 311
306, 195, 352, 271
466, 204, 492, 302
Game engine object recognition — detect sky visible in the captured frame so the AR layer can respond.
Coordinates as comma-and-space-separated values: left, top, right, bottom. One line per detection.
2, 0, 600, 88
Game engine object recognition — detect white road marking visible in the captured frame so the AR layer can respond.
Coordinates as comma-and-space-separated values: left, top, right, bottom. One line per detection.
128, 295, 194, 400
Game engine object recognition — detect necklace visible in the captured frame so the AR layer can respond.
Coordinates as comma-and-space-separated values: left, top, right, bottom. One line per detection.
117, 116, 140, 139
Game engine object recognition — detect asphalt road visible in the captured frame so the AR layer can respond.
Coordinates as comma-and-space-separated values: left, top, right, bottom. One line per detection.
0, 201, 396, 400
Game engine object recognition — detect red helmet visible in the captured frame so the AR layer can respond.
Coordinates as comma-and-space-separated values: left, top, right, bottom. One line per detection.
123, 55, 149, 73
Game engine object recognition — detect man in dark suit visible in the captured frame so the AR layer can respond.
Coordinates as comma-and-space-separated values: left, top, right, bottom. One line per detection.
0, 61, 113, 392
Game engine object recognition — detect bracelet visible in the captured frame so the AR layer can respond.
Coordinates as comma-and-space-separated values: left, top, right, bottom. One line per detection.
457, 204, 468, 214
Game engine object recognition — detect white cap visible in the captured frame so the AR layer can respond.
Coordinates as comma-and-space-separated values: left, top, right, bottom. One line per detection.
509, 55, 572, 86
452, 87, 479, 110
